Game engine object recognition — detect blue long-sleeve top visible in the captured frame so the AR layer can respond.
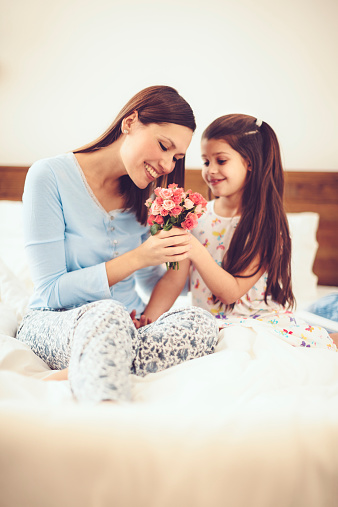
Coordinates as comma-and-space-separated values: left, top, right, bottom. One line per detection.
23, 152, 165, 314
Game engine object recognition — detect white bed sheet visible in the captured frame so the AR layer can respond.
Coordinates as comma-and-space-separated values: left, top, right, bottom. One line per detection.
1, 281, 338, 507
1, 322, 338, 507
1, 201, 338, 507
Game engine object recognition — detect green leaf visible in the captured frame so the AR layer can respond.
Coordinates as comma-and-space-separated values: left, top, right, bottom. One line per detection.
163, 223, 173, 231
150, 224, 160, 235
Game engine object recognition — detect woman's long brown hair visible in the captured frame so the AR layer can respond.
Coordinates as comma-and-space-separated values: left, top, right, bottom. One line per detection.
74, 85, 196, 225
202, 114, 295, 309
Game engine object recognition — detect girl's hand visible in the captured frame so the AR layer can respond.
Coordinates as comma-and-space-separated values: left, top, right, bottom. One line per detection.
130, 309, 153, 329
138, 227, 192, 267
186, 233, 204, 262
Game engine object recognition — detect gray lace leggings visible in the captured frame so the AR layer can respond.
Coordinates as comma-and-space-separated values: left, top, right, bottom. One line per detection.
16, 300, 218, 403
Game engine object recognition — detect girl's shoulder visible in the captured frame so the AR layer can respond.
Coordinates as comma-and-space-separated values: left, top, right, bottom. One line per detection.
204, 200, 240, 226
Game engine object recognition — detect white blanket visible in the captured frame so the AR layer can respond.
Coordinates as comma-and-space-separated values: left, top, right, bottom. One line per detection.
1, 311, 338, 506
1, 202, 338, 507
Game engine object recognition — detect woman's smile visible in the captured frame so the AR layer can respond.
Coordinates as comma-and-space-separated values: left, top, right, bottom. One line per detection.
144, 162, 160, 180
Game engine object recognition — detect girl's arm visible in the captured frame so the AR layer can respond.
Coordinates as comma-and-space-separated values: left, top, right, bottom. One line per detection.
142, 259, 191, 322
188, 234, 264, 305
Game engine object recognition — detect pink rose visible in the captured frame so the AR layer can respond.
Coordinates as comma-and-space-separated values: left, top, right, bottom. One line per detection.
183, 198, 194, 210
172, 193, 183, 204
189, 192, 207, 207
181, 212, 199, 230
173, 187, 184, 197
160, 208, 169, 216
154, 215, 164, 225
161, 199, 175, 211
145, 198, 153, 208
154, 187, 162, 197
170, 205, 183, 217
159, 188, 173, 199
147, 214, 156, 225
151, 201, 162, 215
168, 183, 178, 189
194, 204, 204, 217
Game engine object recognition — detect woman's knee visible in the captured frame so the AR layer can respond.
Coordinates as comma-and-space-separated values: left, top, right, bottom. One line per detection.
135, 306, 219, 376
156, 306, 218, 341
69, 299, 135, 402
78, 299, 126, 318
74, 299, 133, 332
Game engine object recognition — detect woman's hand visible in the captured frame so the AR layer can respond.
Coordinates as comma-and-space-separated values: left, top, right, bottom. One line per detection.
130, 309, 152, 329
138, 227, 192, 267
105, 228, 191, 288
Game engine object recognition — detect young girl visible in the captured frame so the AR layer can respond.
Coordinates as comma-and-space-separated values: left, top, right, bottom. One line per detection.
16, 86, 218, 402
144, 114, 336, 352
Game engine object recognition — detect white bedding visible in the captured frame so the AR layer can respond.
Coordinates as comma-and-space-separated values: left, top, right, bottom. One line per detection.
1, 201, 338, 507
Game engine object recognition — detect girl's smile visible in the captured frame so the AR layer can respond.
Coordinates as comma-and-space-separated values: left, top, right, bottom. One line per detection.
208, 177, 227, 186
201, 138, 250, 203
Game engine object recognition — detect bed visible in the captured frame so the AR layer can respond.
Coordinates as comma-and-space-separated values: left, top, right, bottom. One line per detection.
1, 166, 338, 507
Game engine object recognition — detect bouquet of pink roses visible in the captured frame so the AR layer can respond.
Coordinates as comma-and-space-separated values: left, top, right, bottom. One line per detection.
145, 183, 208, 270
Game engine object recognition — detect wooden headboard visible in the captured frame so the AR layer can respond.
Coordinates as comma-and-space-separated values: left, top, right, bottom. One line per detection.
1, 166, 337, 286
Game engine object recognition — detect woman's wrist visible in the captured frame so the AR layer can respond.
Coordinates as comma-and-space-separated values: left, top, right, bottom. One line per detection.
105, 248, 146, 287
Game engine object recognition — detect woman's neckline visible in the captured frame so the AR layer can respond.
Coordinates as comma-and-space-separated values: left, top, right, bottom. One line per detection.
70, 152, 125, 216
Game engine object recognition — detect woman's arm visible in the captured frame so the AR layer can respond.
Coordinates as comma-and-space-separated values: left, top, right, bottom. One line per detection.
105, 228, 191, 287
24, 161, 192, 309
188, 235, 264, 305
142, 259, 191, 322
24, 163, 112, 308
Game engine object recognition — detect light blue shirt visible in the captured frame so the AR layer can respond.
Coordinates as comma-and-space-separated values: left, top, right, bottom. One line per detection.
23, 152, 165, 314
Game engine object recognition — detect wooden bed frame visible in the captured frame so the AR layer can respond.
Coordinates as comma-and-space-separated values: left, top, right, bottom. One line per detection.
1, 165, 337, 286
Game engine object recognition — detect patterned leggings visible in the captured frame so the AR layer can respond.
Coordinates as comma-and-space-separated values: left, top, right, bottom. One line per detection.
16, 300, 218, 403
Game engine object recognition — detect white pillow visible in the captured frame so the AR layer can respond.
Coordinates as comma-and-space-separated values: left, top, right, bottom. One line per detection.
0, 301, 18, 337
0, 200, 33, 291
0, 201, 32, 333
287, 212, 319, 308
0, 257, 31, 328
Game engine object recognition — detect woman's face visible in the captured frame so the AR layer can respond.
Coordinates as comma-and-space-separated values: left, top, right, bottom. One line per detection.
120, 117, 193, 189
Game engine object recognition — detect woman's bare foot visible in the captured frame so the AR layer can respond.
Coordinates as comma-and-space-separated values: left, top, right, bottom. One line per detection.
329, 333, 338, 348
43, 367, 69, 381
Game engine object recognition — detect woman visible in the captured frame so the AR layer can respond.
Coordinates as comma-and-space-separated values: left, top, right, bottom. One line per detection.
17, 85, 218, 403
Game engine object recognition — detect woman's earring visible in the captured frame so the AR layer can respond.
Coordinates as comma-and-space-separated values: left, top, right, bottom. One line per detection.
123, 129, 128, 134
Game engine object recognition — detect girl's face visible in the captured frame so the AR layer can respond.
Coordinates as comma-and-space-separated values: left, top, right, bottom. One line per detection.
201, 138, 250, 201
120, 116, 193, 189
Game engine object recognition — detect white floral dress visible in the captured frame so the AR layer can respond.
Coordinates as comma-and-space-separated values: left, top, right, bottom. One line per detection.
191, 201, 336, 352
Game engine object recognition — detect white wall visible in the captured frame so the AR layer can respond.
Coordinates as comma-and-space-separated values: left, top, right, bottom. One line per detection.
0, 0, 337, 170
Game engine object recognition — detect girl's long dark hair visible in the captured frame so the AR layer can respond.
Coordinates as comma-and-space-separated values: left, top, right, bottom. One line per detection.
203, 114, 294, 309
74, 85, 196, 225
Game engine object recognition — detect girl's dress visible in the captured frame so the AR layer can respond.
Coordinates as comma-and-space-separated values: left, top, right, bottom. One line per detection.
191, 200, 336, 352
